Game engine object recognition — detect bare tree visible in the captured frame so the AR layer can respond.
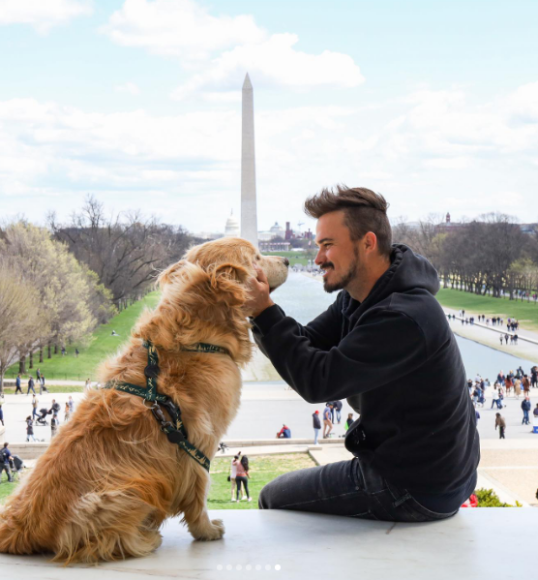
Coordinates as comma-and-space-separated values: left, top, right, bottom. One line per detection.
50, 196, 192, 305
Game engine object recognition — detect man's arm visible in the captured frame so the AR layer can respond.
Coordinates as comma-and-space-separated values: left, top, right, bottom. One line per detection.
251, 306, 427, 403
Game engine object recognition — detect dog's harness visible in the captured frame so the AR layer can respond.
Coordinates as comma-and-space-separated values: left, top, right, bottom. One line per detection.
104, 340, 228, 472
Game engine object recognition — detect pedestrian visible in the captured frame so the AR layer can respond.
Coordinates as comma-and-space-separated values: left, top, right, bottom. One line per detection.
31, 394, 38, 420
26, 375, 36, 395
333, 400, 343, 424
14, 374, 22, 395
234, 455, 252, 502
505, 333, 509, 345
68, 396, 74, 414
64, 402, 71, 422
322, 403, 333, 439
246, 186, 479, 520
26, 416, 36, 442
1, 443, 14, 482
61, 346, 66, 356
345, 413, 354, 431
230, 454, 242, 502
36, 368, 41, 381
499, 335, 503, 346
312, 410, 321, 444
0, 393, 4, 426
531, 366, 538, 388
490, 386, 499, 409
39, 375, 47, 394
276, 424, 291, 438
522, 375, 531, 395
495, 413, 506, 439
521, 397, 531, 425
51, 413, 59, 438
84, 378, 92, 392
514, 378, 522, 399
75, 348, 79, 357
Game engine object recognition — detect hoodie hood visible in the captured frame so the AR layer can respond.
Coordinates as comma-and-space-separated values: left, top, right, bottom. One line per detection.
344, 244, 440, 320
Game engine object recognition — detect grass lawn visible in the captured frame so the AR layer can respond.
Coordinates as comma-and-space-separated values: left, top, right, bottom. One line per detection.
208, 453, 316, 509
263, 250, 316, 268
436, 288, 538, 332
0, 480, 19, 503
5, 292, 161, 382
0, 453, 316, 508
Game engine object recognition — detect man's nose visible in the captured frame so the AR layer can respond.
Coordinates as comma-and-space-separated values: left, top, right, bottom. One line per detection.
314, 249, 324, 265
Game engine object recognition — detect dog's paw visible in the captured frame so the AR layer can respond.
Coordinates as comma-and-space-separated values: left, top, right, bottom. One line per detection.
195, 519, 225, 542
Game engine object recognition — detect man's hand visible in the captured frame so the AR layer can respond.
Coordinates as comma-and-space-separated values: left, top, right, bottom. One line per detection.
244, 264, 275, 318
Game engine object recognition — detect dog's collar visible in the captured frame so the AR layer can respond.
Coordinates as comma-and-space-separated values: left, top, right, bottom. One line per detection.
181, 343, 231, 357
104, 339, 211, 472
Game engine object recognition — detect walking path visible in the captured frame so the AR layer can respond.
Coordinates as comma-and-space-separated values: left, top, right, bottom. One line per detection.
444, 307, 538, 361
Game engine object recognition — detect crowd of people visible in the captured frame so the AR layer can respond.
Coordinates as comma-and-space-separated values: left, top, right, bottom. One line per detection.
448, 312, 521, 345
468, 365, 538, 439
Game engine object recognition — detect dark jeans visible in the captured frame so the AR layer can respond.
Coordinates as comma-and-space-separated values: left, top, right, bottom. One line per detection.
0, 463, 13, 483
259, 451, 460, 522
236, 475, 250, 499
499, 427, 505, 439
522, 410, 530, 425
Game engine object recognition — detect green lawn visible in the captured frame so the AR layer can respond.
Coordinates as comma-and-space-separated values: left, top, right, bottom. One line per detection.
264, 250, 316, 268
436, 287, 538, 331
0, 480, 18, 503
0, 453, 316, 508
207, 453, 316, 509
5, 292, 161, 382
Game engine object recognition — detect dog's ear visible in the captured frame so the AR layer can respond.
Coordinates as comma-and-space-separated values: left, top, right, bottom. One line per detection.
209, 263, 249, 306
158, 260, 186, 288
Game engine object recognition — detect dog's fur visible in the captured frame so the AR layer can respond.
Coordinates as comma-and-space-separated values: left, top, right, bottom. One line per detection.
0, 237, 288, 564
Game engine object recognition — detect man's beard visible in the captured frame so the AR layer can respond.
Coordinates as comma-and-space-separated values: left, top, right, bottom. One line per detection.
322, 248, 360, 293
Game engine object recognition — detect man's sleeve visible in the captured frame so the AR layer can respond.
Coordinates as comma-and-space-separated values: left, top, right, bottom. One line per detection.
251, 306, 427, 403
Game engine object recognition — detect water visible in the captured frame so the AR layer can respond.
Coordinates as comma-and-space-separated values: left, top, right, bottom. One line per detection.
271, 272, 537, 379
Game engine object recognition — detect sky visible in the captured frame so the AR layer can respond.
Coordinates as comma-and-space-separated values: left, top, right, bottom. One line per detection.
1, 0, 538, 234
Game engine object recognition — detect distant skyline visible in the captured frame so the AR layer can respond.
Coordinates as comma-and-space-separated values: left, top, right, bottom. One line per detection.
1, 0, 538, 233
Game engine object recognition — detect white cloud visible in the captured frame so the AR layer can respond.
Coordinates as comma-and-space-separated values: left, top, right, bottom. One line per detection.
114, 82, 141, 95
102, 0, 364, 98
171, 33, 364, 100
101, 0, 265, 60
1, 80, 538, 231
0, 0, 92, 34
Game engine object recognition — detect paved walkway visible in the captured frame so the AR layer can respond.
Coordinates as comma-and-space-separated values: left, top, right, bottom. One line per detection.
444, 307, 538, 362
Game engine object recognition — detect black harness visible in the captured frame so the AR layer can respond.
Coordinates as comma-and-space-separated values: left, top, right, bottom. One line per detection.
104, 340, 228, 472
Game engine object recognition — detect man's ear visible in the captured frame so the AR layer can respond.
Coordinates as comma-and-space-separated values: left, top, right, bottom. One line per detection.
209, 263, 250, 306
157, 260, 187, 288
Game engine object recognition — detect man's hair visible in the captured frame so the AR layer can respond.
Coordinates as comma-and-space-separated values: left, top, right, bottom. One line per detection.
304, 185, 392, 257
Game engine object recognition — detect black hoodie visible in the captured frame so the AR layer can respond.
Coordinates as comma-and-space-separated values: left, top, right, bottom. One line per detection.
252, 244, 480, 495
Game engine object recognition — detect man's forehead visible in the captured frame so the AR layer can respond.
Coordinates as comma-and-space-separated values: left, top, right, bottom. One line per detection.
314, 211, 348, 244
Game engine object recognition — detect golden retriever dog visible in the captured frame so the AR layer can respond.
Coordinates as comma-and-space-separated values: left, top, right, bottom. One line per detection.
0, 237, 288, 564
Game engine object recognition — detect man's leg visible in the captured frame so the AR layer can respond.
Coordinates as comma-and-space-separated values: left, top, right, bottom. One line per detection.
258, 452, 457, 522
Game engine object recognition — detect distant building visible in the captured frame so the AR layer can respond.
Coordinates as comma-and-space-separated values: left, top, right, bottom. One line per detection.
224, 210, 240, 237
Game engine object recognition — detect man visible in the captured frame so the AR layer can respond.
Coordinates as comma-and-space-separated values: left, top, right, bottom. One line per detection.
312, 411, 321, 444
14, 374, 22, 395
521, 397, 531, 426
495, 413, 506, 439
276, 425, 291, 438
522, 374, 531, 395
1, 442, 14, 483
27, 375, 36, 396
68, 396, 75, 414
332, 400, 343, 424
246, 186, 479, 522
322, 403, 333, 438
31, 394, 38, 420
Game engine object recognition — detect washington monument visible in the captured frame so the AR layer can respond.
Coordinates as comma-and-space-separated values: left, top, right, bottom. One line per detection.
241, 73, 258, 247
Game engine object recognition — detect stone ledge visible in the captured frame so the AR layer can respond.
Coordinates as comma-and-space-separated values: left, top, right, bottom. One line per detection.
0, 509, 533, 578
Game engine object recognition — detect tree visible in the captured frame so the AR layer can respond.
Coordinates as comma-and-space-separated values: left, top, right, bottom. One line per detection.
0, 263, 45, 393
50, 196, 192, 305
0, 222, 106, 363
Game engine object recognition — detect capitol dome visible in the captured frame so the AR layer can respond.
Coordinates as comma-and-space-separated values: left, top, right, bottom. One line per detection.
224, 210, 240, 237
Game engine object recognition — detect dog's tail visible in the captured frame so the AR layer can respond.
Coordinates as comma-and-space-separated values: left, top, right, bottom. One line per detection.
53, 490, 164, 564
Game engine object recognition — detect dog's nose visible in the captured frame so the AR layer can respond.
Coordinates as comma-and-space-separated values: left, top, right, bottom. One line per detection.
282, 258, 290, 267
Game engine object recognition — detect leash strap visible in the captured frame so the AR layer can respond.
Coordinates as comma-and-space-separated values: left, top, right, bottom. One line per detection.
105, 340, 211, 472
